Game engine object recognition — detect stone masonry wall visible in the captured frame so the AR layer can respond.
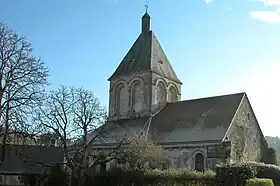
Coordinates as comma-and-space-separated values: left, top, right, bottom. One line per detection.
151, 73, 181, 112
108, 72, 152, 120
96, 142, 228, 171
108, 72, 182, 121
162, 142, 228, 170
225, 94, 268, 163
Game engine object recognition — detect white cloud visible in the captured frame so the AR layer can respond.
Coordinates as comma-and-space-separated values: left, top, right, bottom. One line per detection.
257, 0, 280, 6
251, 10, 280, 24
204, 0, 214, 4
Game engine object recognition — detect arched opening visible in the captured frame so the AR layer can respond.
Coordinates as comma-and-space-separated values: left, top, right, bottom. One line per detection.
156, 82, 166, 104
194, 153, 205, 172
115, 84, 126, 114
131, 80, 143, 113
168, 86, 178, 102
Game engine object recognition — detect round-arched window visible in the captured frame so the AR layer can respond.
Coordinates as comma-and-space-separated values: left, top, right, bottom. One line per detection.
194, 153, 204, 172
168, 86, 178, 102
156, 82, 166, 104
131, 80, 143, 112
115, 84, 126, 114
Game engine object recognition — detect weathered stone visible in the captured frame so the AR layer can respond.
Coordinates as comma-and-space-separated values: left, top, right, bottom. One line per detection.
225, 95, 268, 163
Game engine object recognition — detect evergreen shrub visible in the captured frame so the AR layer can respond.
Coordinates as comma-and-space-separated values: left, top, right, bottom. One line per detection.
84, 167, 216, 186
244, 162, 280, 186
215, 163, 256, 186
245, 178, 274, 186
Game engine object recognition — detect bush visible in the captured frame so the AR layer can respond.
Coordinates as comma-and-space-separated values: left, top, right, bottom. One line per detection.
244, 162, 280, 186
84, 168, 215, 186
246, 178, 274, 186
266, 148, 277, 165
216, 163, 257, 186
117, 136, 168, 171
46, 166, 69, 186
144, 169, 215, 185
145, 168, 215, 179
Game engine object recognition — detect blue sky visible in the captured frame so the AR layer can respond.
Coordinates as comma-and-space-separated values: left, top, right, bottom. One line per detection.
1, 0, 280, 137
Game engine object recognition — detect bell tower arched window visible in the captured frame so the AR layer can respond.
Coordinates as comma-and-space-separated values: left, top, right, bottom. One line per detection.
131, 80, 143, 113
156, 82, 166, 104
168, 86, 178, 102
115, 84, 126, 114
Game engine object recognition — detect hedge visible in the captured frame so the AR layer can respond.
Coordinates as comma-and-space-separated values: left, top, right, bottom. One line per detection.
244, 162, 280, 186
84, 168, 216, 186
245, 178, 274, 186
265, 148, 277, 165
216, 162, 280, 186
215, 163, 257, 186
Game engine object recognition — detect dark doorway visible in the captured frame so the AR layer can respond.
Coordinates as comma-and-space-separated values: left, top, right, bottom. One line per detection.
195, 153, 204, 172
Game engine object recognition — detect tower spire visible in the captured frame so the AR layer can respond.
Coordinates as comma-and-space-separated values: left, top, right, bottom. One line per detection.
142, 0, 150, 35
145, 0, 148, 13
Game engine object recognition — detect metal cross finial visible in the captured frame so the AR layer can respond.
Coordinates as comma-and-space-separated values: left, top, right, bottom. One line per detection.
145, 0, 148, 13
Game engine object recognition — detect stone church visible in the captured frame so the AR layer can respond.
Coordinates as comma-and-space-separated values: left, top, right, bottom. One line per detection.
91, 12, 269, 170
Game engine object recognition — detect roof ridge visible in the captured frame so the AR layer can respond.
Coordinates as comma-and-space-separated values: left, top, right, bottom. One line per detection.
173, 92, 246, 104
150, 31, 182, 84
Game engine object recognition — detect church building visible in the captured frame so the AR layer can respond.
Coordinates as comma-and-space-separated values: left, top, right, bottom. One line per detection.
92, 12, 269, 170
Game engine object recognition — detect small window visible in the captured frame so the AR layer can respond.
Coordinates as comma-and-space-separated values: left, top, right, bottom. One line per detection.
247, 113, 250, 120
158, 60, 163, 64
195, 153, 205, 172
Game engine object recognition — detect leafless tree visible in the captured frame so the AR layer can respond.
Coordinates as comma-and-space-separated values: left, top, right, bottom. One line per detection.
0, 23, 48, 163
34, 86, 121, 186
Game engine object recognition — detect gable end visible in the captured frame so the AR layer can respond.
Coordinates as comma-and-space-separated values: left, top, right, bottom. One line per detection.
223, 93, 268, 162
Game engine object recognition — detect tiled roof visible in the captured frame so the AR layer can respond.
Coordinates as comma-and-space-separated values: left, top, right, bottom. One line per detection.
150, 93, 245, 143
90, 117, 151, 144
0, 144, 64, 174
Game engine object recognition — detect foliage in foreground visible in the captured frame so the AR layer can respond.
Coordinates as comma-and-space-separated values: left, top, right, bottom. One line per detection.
21, 162, 280, 186
246, 178, 274, 186
117, 136, 169, 171
145, 168, 216, 180
244, 162, 280, 186
265, 136, 280, 165
84, 168, 216, 186
216, 163, 256, 186
216, 161, 280, 186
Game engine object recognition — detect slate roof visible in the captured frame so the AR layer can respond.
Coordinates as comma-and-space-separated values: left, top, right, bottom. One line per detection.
0, 144, 64, 174
108, 13, 181, 84
92, 93, 245, 145
90, 117, 150, 144
150, 92, 245, 143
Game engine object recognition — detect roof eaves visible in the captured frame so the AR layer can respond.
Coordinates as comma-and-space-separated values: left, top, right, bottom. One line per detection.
151, 71, 183, 84
108, 70, 153, 82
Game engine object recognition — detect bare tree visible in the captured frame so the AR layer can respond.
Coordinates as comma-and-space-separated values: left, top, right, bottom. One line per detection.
0, 23, 48, 162
34, 86, 118, 186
